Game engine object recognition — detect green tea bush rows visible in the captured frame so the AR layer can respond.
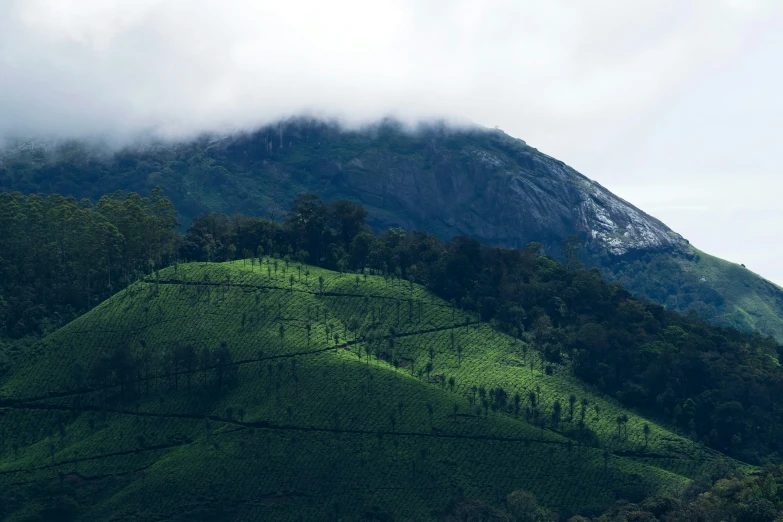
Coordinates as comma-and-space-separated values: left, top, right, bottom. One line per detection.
0, 260, 741, 521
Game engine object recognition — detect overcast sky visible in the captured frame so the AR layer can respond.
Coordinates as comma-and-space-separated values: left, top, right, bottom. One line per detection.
1, 0, 782, 285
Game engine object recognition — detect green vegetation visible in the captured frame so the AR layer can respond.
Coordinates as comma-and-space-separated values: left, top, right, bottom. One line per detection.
178, 196, 782, 464
603, 246, 783, 341
0, 189, 177, 370
0, 260, 739, 521
0, 189, 782, 519
3, 119, 782, 345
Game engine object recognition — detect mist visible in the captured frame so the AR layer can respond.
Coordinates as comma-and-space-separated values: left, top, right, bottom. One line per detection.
2, 0, 783, 284
2, 1, 777, 140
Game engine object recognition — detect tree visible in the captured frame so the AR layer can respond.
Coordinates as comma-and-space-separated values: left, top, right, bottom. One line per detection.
176, 344, 197, 389
318, 275, 325, 295
453, 403, 459, 420
348, 315, 361, 341
560, 234, 583, 271
643, 422, 650, 448
425, 362, 433, 381
507, 490, 546, 522
213, 342, 233, 392
552, 400, 562, 428
199, 346, 211, 387
568, 394, 577, 421
257, 350, 265, 376
426, 403, 434, 427
580, 398, 589, 424
448, 376, 456, 393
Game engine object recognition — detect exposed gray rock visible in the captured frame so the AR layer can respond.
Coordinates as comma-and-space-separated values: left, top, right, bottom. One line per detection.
308, 129, 683, 257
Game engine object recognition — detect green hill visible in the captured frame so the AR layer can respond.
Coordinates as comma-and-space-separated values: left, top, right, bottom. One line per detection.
0, 259, 740, 521
604, 245, 783, 340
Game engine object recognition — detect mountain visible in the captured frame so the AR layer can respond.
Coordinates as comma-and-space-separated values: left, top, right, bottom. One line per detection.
0, 259, 738, 521
2, 118, 782, 340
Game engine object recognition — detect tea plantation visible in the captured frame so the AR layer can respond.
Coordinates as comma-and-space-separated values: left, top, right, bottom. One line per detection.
0, 259, 741, 521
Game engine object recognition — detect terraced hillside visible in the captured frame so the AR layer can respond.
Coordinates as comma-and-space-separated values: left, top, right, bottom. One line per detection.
0, 259, 740, 521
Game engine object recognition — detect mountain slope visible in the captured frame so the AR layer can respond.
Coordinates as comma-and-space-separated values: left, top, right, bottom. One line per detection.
2, 119, 782, 340
0, 260, 735, 521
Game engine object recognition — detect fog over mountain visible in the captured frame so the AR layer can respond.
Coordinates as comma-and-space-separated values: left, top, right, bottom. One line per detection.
1, 0, 782, 284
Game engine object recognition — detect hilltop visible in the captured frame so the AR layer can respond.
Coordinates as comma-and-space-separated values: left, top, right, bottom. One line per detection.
1, 119, 781, 341
0, 259, 737, 521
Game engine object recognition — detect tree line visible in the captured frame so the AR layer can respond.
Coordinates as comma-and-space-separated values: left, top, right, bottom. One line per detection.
0, 189, 177, 344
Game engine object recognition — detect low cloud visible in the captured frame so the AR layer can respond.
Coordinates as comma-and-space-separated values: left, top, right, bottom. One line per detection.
0, 0, 777, 142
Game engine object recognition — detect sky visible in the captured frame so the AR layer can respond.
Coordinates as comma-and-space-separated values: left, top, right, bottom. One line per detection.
1, 0, 782, 285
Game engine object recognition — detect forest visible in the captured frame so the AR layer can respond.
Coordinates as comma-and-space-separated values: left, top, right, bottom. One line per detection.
0, 189, 177, 370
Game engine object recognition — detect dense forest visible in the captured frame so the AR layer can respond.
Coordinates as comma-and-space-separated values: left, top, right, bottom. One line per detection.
0, 192, 178, 322
2, 189, 783, 520
0, 190, 177, 371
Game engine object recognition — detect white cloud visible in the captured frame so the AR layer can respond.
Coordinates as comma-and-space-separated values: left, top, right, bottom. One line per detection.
1, 0, 782, 284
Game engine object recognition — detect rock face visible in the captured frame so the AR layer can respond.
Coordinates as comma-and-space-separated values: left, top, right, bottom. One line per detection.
269, 124, 683, 257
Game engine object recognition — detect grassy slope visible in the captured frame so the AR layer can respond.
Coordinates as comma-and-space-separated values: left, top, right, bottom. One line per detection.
683, 247, 783, 340
0, 260, 742, 521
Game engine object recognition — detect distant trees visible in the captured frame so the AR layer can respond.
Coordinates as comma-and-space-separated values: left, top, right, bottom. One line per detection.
552, 400, 562, 428
86, 342, 211, 403
200, 347, 211, 388
0, 189, 177, 339
173, 344, 197, 389
506, 490, 548, 522
621, 414, 629, 438
348, 316, 360, 341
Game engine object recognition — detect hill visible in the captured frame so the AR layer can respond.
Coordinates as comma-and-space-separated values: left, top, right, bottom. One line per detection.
0, 259, 738, 521
1, 119, 782, 341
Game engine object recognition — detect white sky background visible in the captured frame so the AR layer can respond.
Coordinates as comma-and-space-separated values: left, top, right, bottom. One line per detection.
1, 0, 782, 285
